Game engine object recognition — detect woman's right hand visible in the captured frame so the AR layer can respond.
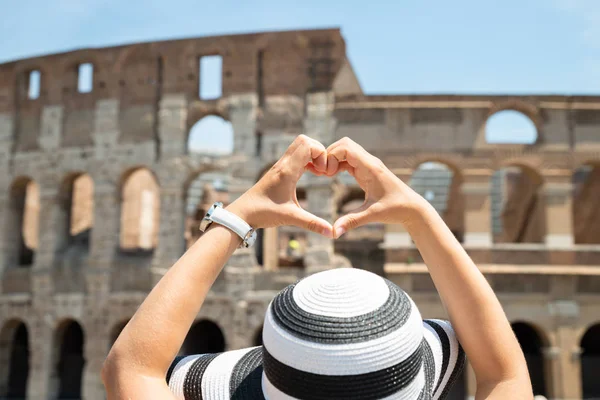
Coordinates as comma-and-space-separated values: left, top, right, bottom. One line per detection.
325, 137, 433, 238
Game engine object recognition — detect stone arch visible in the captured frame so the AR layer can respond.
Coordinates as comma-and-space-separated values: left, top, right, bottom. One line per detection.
484, 100, 542, 145
410, 161, 464, 242
491, 163, 545, 243
511, 321, 548, 397
572, 162, 600, 244
50, 319, 85, 400
580, 322, 600, 398
57, 172, 94, 251
2, 177, 39, 268
0, 319, 29, 399
187, 114, 233, 156
179, 320, 226, 356
119, 167, 160, 252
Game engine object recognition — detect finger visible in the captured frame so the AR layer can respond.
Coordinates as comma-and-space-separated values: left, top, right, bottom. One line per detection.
287, 135, 327, 174
285, 205, 333, 238
334, 161, 356, 177
305, 163, 326, 176
327, 137, 372, 170
333, 202, 376, 239
326, 152, 339, 176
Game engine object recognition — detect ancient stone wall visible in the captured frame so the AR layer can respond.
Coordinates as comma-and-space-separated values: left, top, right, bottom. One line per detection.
0, 29, 599, 399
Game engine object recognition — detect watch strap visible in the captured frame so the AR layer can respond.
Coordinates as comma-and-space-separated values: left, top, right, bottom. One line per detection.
211, 206, 253, 242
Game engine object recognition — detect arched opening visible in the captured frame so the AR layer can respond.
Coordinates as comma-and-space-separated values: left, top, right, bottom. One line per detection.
253, 326, 263, 347
58, 173, 94, 252
187, 116, 233, 156
410, 162, 464, 242
0, 320, 29, 399
491, 166, 545, 243
53, 320, 85, 399
184, 172, 229, 250
581, 323, 600, 398
3, 177, 39, 267
119, 168, 160, 252
573, 164, 600, 244
179, 320, 225, 355
486, 110, 538, 144
511, 322, 547, 397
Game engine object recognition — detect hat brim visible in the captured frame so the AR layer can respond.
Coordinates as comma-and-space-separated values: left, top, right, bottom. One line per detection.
167, 319, 465, 400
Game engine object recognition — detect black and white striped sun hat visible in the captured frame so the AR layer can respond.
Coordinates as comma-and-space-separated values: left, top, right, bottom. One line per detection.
167, 268, 465, 399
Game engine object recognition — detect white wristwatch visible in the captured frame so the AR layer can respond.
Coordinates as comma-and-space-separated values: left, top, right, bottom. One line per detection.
199, 202, 257, 248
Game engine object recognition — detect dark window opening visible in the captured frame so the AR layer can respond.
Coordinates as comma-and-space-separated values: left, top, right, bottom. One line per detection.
581, 324, 600, 398
57, 322, 85, 399
257, 51, 265, 107
6, 323, 29, 399
512, 323, 547, 397
180, 320, 225, 355
256, 131, 263, 157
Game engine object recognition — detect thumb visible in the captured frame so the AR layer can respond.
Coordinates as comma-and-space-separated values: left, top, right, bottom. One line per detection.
333, 202, 375, 239
285, 206, 333, 238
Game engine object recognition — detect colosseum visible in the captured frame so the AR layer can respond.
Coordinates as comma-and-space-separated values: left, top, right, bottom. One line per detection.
0, 27, 599, 400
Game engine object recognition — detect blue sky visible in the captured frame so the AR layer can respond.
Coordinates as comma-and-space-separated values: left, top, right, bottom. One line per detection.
0, 0, 595, 150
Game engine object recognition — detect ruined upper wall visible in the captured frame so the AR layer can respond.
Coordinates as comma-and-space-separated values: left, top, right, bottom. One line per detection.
335, 94, 600, 152
0, 28, 347, 108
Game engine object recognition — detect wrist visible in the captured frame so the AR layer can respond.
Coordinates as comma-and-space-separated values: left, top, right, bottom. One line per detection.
225, 197, 258, 228
401, 200, 439, 235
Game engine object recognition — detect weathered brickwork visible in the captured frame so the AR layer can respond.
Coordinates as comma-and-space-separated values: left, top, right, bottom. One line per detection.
0, 28, 598, 399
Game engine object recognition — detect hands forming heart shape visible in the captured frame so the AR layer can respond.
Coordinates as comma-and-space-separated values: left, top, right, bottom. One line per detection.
228, 135, 428, 239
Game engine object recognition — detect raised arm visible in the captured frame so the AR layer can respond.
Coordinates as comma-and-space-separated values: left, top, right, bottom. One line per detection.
325, 138, 533, 399
101, 135, 333, 399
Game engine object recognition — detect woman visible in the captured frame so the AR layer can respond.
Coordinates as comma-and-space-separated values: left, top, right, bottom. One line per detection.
102, 136, 533, 399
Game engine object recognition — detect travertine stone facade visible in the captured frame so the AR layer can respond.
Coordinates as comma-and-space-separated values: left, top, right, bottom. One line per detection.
0, 28, 599, 399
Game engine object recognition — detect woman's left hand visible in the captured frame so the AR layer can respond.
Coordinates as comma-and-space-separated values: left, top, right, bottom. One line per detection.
227, 135, 334, 238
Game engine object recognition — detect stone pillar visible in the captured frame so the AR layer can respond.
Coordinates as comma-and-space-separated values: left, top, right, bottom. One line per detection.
0, 190, 12, 275
304, 92, 337, 145
547, 299, 581, 400
229, 94, 258, 156
555, 326, 582, 400
0, 114, 13, 274
151, 179, 187, 284
384, 170, 413, 248
158, 94, 188, 159
87, 169, 120, 296
26, 318, 54, 400
263, 227, 279, 270
542, 173, 573, 248
542, 345, 561, 399
461, 171, 493, 247
92, 99, 120, 160
82, 320, 108, 400
304, 176, 335, 272
31, 179, 62, 304
33, 182, 62, 270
